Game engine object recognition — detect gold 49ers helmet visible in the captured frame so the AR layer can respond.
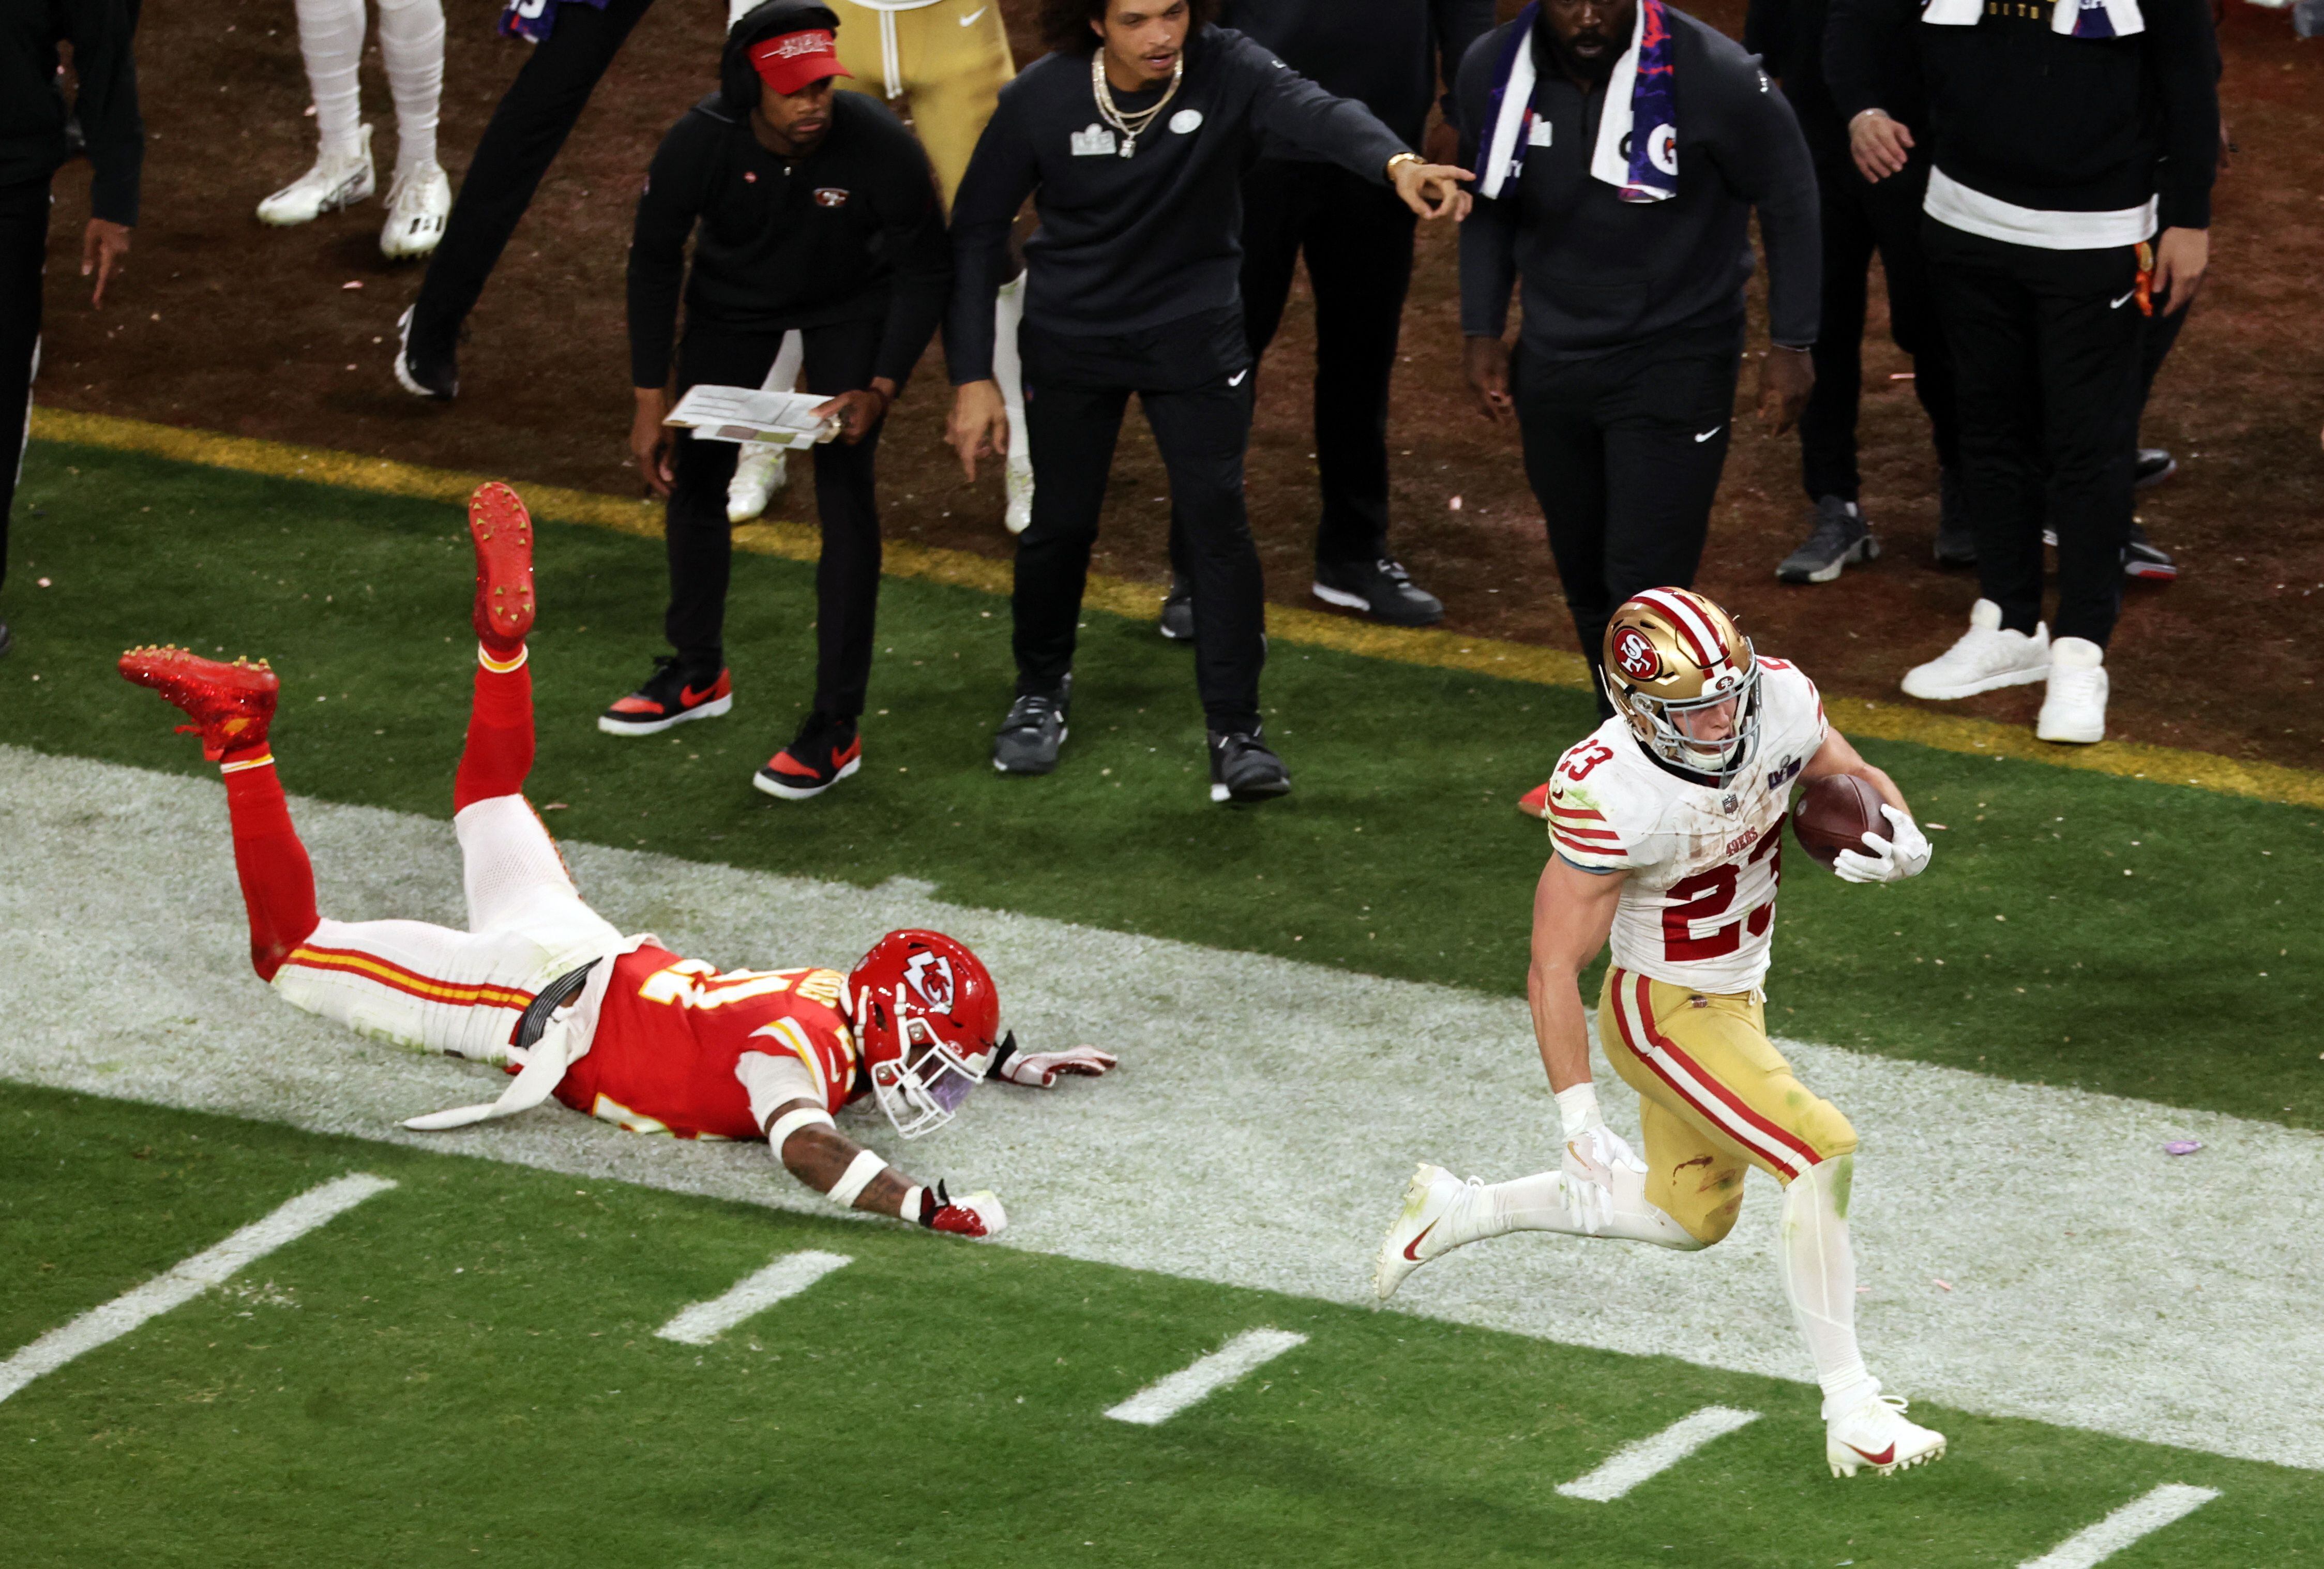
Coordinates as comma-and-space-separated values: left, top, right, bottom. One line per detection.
1601, 587, 1762, 785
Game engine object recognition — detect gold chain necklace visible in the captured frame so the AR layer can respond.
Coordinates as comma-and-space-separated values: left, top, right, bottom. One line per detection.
1091, 50, 1185, 159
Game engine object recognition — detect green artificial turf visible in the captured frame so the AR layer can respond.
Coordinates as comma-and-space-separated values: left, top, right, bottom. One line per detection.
4, 442, 2319, 1128
4, 1086, 2315, 1568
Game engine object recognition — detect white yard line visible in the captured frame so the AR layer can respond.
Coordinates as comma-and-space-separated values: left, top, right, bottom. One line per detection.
655, 1251, 852, 1345
1555, 1406, 1761, 1501
1105, 1329, 1307, 1426
2, 747, 2318, 1469
0, 1173, 394, 1404
2018, 1484, 2222, 1569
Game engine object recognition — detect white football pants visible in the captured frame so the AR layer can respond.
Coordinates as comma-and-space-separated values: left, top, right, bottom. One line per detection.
294, 0, 445, 175
270, 794, 621, 1065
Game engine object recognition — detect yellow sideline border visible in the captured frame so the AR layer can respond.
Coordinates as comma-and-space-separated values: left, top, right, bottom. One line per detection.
30, 405, 2324, 812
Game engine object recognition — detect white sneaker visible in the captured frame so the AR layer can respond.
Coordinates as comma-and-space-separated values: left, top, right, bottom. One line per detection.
1373, 1161, 1491, 1301
727, 444, 789, 523
379, 160, 451, 259
258, 125, 376, 227
1004, 458, 1033, 535
2035, 636, 2108, 744
1900, 598, 2050, 700
1827, 1391, 1946, 1477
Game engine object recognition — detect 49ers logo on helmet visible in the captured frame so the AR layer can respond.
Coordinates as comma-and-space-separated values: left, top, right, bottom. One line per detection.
1613, 627, 1661, 681
903, 951, 956, 1011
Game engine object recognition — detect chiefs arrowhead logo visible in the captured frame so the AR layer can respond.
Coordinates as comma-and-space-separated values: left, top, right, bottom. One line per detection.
902, 951, 955, 1011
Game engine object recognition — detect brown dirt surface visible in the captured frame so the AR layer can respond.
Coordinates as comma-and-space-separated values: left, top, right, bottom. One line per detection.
35, 0, 2324, 773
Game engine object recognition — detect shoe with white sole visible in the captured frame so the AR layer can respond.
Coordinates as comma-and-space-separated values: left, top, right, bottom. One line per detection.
1827, 1391, 1946, 1477
2034, 636, 2107, 744
727, 444, 789, 523
379, 160, 451, 259
1900, 598, 2050, 700
258, 125, 375, 227
1374, 1162, 1491, 1301
1777, 495, 1880, 583
1004, 458, 1033, 535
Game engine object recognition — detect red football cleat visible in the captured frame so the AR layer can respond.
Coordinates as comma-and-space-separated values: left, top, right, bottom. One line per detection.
1517, 780, 1552, 820
468, 481, 535, 655
119, 645, 279, 761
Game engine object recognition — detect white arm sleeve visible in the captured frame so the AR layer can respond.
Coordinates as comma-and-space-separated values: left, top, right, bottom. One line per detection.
735, 1051, 826, 1130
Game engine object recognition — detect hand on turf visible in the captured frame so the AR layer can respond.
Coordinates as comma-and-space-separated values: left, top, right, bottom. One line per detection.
1848, 110, 1914, 183
946, 378, 1010, 482
1833, 804, 1931, 884
997, 1045, 1118, 1088
928, 1188, 1007, 1238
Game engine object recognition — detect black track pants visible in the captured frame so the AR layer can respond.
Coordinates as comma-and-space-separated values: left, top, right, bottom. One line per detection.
1924, 220, 2139, 648
0, 175, 51, 595
1016, 312, 1263, 733
1513, 321, 1744, 706
663, 317, 885, 718
1797, 159, 1959, 502
410, 0, 656, 341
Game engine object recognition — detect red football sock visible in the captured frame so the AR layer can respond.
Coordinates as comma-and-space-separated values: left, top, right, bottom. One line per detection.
452, 646, 536, 813
220, 746, 320, 982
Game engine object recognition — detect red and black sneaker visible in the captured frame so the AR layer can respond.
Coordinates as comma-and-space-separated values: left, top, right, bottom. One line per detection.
598, 657, 732, 736
119, 645, 280, 761
753, 711, 862, 801
468, 481, 535, 656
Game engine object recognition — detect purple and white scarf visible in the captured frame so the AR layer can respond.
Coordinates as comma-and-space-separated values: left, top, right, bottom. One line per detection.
1474, 0, 1681, 206
1921, 0, 2145, 37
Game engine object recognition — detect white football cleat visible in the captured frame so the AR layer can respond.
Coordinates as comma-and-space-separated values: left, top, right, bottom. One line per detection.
258, 124, 376, 227
2034, 636, 2108, 744
1004, 457, 1034, 535
1827, 1392, 1946, 1477
1374, 1161, 1486, 1301
727, 444, 789, 523
1900, 597, 2050, 700
379, 160, 451, 259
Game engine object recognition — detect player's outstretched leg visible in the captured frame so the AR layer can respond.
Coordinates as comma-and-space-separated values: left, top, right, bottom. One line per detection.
1777, 1155, 1946, 1477
118, 645, 320, 979
454, 481, 538, 814
1372, 1157, 1700, 1300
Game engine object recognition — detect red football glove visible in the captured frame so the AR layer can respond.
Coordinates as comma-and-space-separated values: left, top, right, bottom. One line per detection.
996, 1044, 1118, 1088
919, 1181, 1007, 1238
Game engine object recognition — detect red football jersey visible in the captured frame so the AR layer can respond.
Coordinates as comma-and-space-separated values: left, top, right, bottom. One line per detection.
553, 946, 863, 1140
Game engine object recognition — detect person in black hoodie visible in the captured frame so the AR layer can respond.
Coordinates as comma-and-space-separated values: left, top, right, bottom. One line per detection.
1831, 0, 2216, 746
3, 0, 141, 662
603, 0, 950, 803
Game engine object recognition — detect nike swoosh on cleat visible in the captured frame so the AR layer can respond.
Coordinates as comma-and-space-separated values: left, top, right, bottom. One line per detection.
680, 683, 720, 705
1846, 1442, 1896, 1466
1402, 1219, 1439, 1261
1694, 426, 1724, 443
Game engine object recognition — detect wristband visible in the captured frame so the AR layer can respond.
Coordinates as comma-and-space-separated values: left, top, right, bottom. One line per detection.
826, 1148, 887, 1209
901, 1184, 926, 1225
765, 1104, 835, 1154
1556, 1082, 1602, 1142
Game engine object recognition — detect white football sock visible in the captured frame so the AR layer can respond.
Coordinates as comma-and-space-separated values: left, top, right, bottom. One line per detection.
1476, 1167, 1701, 1250
1776, 1155, 1881, 1417
293, 0, 369, 162
376, 0, 446, 177
756, 329, 806, 395
993, 273, 1031, 475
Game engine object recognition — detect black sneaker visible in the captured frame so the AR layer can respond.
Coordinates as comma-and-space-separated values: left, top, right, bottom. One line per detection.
395, 305, 459, 401
1776, 495, 1879, 583
993, 675, 1070, 775
1312, 558, 1444, 627
1157, 579, 1195, 642
1208, 727, 1291, 804
2123, 521, 2177, 582
1933, 466, 1975, 566
754, 710, 861, 800
2133, 447, 2178, 490
598, 656, 732, 736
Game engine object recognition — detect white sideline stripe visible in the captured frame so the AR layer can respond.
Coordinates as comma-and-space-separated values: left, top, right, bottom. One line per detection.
2018, 1484, 2222, 1568
1105, 1329, 1307, 1426
0, 1173, 395, 1405
1555, 1406, 1761, 1501
655, 1250, 852, 1345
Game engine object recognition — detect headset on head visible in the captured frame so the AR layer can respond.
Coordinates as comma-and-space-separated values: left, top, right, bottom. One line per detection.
721, 0, 843, 114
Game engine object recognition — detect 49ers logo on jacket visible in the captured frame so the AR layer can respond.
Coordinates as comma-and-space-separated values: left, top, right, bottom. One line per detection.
903, 951, 955, 1010
1613, 626, 1661, 681
812, 187, 849, 208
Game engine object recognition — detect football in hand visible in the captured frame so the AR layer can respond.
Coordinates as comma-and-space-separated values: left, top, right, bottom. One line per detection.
1791, 774, 1887, 868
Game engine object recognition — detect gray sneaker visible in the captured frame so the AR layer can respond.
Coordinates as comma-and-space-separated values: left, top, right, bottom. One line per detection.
1312, 557, 1444, 626
1157, 579, 1194, 642
1208, 726, 1291, 804
993, 675, 1071, 775
1933, 467, 1975, 566
1777, 495, 1880, 583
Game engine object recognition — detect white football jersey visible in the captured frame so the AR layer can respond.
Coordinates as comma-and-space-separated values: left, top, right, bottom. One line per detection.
1545, 659, 1828, 994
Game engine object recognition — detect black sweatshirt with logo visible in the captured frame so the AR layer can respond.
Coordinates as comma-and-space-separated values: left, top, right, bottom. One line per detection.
944, 26, 1411, 384
627, 89, 950, 390
2, 0, 140, 223
1217, 0, 1497, 149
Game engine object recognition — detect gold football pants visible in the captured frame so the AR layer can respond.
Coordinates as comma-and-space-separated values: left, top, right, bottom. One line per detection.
833, 0, 1013, 209
1599, 967, 1857, 1245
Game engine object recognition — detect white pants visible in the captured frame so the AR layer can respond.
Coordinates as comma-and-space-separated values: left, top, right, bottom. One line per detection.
295, 0, 445, 174
270, 795, 620, 1064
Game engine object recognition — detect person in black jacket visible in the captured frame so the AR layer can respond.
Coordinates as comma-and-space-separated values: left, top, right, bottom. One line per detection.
3, 0, 141, 662
1149, 0, 1495, 638
1457, 0, 1820, 715
602, 0, 950, 803
1832, 0, 2216, 746
944, 0, 1470, 804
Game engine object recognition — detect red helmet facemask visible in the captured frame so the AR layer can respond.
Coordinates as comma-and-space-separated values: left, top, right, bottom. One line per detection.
845, 930, 1001, 1139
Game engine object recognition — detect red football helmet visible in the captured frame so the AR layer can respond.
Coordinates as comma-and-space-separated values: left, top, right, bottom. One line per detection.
846, 929, 1002, 1139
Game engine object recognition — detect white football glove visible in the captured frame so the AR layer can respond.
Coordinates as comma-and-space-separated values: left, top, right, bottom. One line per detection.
1555, 1083, 1646, 1236
1833, 803, 1932, 884
994, 1043, 1118, 1088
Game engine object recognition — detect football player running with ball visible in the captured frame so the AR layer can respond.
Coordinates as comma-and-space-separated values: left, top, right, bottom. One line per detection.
118, 483, 1112, 1236
1374, 586, 1944, 1479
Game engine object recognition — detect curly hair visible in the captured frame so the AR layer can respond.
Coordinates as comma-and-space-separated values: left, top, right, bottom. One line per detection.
1037, 0, 1217, 57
